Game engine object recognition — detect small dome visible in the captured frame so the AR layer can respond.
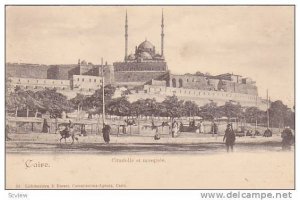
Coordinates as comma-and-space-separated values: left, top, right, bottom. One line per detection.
138, 40, 155, 51
127, 54, 136, 60
140, 52, 152, 60
153, 54, 162, 58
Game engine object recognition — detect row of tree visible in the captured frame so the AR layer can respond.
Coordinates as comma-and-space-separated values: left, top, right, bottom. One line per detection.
6, 85, 295, 129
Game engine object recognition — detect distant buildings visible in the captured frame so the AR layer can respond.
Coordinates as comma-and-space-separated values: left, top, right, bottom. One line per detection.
6, 11, 268, 110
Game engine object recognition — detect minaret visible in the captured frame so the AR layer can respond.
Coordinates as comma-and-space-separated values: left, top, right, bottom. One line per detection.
161, 9, 164, 57
125, 10, 128, 62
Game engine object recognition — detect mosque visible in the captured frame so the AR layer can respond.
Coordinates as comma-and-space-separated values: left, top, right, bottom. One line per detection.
6, 11, 268, 110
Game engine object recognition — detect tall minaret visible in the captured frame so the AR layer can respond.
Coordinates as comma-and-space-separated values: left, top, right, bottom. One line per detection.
125, 10, 128, 62
161, 9, 164, 57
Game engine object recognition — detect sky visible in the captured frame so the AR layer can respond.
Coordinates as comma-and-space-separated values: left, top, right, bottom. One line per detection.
6, 6, 294, 107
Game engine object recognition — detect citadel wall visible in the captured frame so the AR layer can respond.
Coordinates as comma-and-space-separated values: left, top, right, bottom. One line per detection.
6, 63, 50, 79
113, 61, 167, 72
128, 85, 267, 110
10, 77, 70, 91
114, 71, 166, 83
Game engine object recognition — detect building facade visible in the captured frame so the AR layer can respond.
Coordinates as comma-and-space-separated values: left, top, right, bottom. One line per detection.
112, 11, 167, 87
6, 11, 267, 110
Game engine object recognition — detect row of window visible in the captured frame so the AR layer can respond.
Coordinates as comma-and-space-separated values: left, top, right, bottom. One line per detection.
75, 78, 102, 83
115, 66, 165, 71
20, 85, 68, 90
16, 79, 68, 85
150, 87, 256, 100
74, 84, 101, 88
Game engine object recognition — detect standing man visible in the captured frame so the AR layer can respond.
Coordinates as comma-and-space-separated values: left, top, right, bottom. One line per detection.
281, 126, 294, 151
223, 123, 236, 152
211, 120, 218, 136
199, 120, 204, 133
172, 120, 179, 137
42, 118, 50, 133
102, 123, 111, 144
6, 124, 12, 141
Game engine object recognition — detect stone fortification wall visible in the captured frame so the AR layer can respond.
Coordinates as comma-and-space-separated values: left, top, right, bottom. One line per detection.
113, 61, 167, 72
114, 71, 166, 83
135, 85, 266, 110
6, 63, 50, 79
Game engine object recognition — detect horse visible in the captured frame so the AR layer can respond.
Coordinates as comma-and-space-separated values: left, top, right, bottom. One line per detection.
58, 124, 80, 144
124, 119, 137, 126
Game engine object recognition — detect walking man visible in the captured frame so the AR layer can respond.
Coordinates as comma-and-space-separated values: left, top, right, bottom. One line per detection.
42, 118, 50, 133
223, 123, 236, 152
102, 123, 111, 144
211, 121, 218, 136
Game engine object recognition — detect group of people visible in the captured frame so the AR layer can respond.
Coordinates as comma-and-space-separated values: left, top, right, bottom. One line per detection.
222, 124, 295, 152
196, 121, 219, 135
44, 118, 295, 151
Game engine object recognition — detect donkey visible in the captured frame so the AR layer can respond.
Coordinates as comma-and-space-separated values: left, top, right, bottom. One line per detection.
58, 124, 80, 144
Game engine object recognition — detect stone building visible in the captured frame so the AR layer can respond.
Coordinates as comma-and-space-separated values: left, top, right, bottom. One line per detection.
113, 11, 167, 87
6, 10, 267, 110
9, 77, 70, 91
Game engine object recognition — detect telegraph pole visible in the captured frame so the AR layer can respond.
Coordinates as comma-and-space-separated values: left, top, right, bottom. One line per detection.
266, 90, 270, 129
101, 58, 105, 125
254, 95, 258, 136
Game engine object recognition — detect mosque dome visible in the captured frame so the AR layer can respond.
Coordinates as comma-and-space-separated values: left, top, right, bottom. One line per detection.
138, 40, 155, 52
140, 52, 153, 60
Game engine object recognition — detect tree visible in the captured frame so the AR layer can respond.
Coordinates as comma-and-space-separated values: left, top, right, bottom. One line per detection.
198, 101, 221, 121
244, 106, 266, 124
70, 93, 88, 118
143, 98, 159, 117
183, 100, 199, 118
131, 99, 146, 118
160, 96, 184, 119
131, 99, 147, 133
106, 96, 131, 117
268, 100, 293, 128
34, 88, 74, 117
84, 85, 116, 112
6, 88, 45, 117
219, 101, 243, 122
284, 108, 295, 130
194, 71, 205, 76
159, 96, 185, 137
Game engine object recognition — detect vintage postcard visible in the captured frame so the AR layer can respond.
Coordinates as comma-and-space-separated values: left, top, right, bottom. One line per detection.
5, 5, 295, 189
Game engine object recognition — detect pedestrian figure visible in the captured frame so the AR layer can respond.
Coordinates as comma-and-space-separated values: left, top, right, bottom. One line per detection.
179, 122, 184, 132
152, 120, 160, 140
263, 129, 272, 137
172, 120, 179, 137
102, 124, 111, 144
54, 117, 58, 134
42, 119, 50, 133
189, 119, 195, 128
81, 124, 87, 136
223, 124, 236, 152
281, 126, 294, 151
68, 120, 73, 128
6, 124, 12, 141
211, 121, 218, 135
154, 128, 160, 140
197, 120, 204, 134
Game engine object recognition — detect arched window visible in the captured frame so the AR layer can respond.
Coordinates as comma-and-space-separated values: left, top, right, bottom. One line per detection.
172, 78, 176, 88
179, 79, 183, 88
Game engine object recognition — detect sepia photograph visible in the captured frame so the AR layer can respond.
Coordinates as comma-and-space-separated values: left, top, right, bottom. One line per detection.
5, 5, 295, 189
